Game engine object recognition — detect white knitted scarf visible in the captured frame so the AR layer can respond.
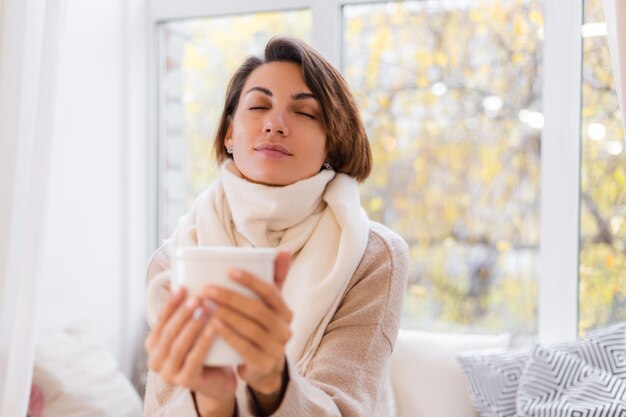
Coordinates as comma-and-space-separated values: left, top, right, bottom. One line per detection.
168, 160, 369, 372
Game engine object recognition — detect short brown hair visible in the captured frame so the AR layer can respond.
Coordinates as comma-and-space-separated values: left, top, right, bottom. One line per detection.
212, 36, 371, 182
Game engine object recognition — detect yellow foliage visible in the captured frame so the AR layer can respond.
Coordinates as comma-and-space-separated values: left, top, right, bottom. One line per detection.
372, 26, 391, 51
529, 10, 544, 27
413, 157, 426, 174
347, 16, 364, 35
185, 101, 199, 116
391, 6, 406, 26
369, 197, 383, 212
496, 240, 512, 251
469, 10, 483, 24
434, 51, 448, 67
409, 284, 429, 297
514, 15, 527, 36
366, 62, 379, 88
378, 95, 390, 108
614, 168, 626, 188
424, 120, 439, 135
414, 49, 434, 69
417, 76, 429, 88
443, 204, 457, 222
450, 54, 459, 68
490, 2, 506, 24
481, 148, 500, 181
182, 45, 208, 71
423, 92, 437, 106
493, 79, 508, 95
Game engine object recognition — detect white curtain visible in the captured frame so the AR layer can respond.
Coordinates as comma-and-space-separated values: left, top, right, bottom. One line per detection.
603, 0, 626, 136
0, 0, 65, 415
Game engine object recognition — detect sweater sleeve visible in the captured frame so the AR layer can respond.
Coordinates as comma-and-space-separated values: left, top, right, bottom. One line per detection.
238, 226, 409, 417
143, 246, 199, 417
143, 371, 199, 417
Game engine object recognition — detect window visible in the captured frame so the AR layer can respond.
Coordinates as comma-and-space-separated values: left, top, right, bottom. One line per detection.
579, 0, 626, 333
343, 0, 543, 341
152, 0, 618, 343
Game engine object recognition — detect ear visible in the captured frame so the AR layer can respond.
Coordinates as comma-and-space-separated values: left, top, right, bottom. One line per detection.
224, 120, 233, 148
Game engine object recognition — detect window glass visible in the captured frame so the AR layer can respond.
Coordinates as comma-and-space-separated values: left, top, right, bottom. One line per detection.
158, 10, 312, 238
579, 0, 626, 333
343, 0, 544, 342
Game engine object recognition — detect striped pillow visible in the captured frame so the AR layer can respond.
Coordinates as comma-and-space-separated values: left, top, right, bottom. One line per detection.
459, 348, 529, 417
517, 345, 626, 416
458, 323, 626, 417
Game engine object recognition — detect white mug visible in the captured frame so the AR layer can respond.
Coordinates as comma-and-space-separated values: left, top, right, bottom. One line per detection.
146, 246, 275, 366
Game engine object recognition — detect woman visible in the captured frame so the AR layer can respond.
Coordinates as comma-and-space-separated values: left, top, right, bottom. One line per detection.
143, 36, 408, 417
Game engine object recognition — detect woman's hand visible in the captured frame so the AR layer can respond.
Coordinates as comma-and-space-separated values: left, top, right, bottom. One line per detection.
144, 287, 237, 416
202, 251, 293, 403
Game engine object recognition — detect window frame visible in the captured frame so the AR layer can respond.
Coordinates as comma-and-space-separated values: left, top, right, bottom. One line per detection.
148, 0, 583, 343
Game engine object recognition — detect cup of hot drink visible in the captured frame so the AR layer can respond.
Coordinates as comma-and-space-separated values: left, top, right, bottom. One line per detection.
146, 246, 275, 366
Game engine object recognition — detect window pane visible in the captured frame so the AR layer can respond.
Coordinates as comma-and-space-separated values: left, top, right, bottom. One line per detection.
579, 0, 626, 333
158, 10, 311, 239
343, 0, 543, 341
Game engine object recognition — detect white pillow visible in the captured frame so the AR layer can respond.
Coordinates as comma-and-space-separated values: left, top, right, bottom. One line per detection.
389, 329, 510, 417
33, 325, 142, 417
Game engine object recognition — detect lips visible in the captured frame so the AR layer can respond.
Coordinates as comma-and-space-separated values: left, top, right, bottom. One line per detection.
254, 143, 293, 156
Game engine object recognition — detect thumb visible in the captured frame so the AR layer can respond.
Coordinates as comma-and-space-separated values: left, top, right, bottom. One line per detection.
274, 251, 292, 290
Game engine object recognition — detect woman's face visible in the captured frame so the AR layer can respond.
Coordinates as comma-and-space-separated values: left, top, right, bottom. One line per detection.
225, 62, 327, 186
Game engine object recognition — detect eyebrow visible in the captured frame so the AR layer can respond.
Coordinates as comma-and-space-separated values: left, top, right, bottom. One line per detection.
245, 87, 317, 101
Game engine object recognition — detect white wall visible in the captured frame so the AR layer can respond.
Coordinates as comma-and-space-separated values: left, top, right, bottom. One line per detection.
38, 0, 150, 378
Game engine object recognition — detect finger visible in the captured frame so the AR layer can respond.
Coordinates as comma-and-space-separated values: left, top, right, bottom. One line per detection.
214, 318, 277, 373
203, 286, 291, 342
148, 297, 200, 371
274, 251, 292, 290
145, 287, 187, 351
180, 319, 219, 376
229, 269, 292, 322
159, 306, 208, 381
213, 305, 284, 353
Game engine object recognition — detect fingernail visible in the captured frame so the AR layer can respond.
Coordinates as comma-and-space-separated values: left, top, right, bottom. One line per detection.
185, 298, 197, 309
192, 306, 205, 320
229, 269, 243, 280
203, 299, 218, 313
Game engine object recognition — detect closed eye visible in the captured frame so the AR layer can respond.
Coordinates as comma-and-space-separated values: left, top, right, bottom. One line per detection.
296, 112, 316, 120
249, 106, 269, 110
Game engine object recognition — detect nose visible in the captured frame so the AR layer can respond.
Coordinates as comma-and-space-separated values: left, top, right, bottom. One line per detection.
264, 110, 289, 137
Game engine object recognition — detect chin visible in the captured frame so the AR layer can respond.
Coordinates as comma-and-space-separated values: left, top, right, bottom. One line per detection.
243, 169, 294, 187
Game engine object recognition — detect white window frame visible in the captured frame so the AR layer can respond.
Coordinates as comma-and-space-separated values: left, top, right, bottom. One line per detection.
538, 0, 582, 343
148, 0, 583, 343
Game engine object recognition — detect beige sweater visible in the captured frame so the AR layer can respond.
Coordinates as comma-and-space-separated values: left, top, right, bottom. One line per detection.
143, 221, 408, 417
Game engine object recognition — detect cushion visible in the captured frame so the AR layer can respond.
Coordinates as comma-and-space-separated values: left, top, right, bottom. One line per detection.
28, 384, 45, 417
553, 323, 626, 379
459, 323, 626, 417
33, 325, 142, 417
458, 348, 529, 417
389, 329, 510, 417
517, 345, 626, 416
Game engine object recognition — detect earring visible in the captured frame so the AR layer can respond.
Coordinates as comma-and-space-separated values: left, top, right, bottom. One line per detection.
226, 146, 233, 154
323, 160, 333, 170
